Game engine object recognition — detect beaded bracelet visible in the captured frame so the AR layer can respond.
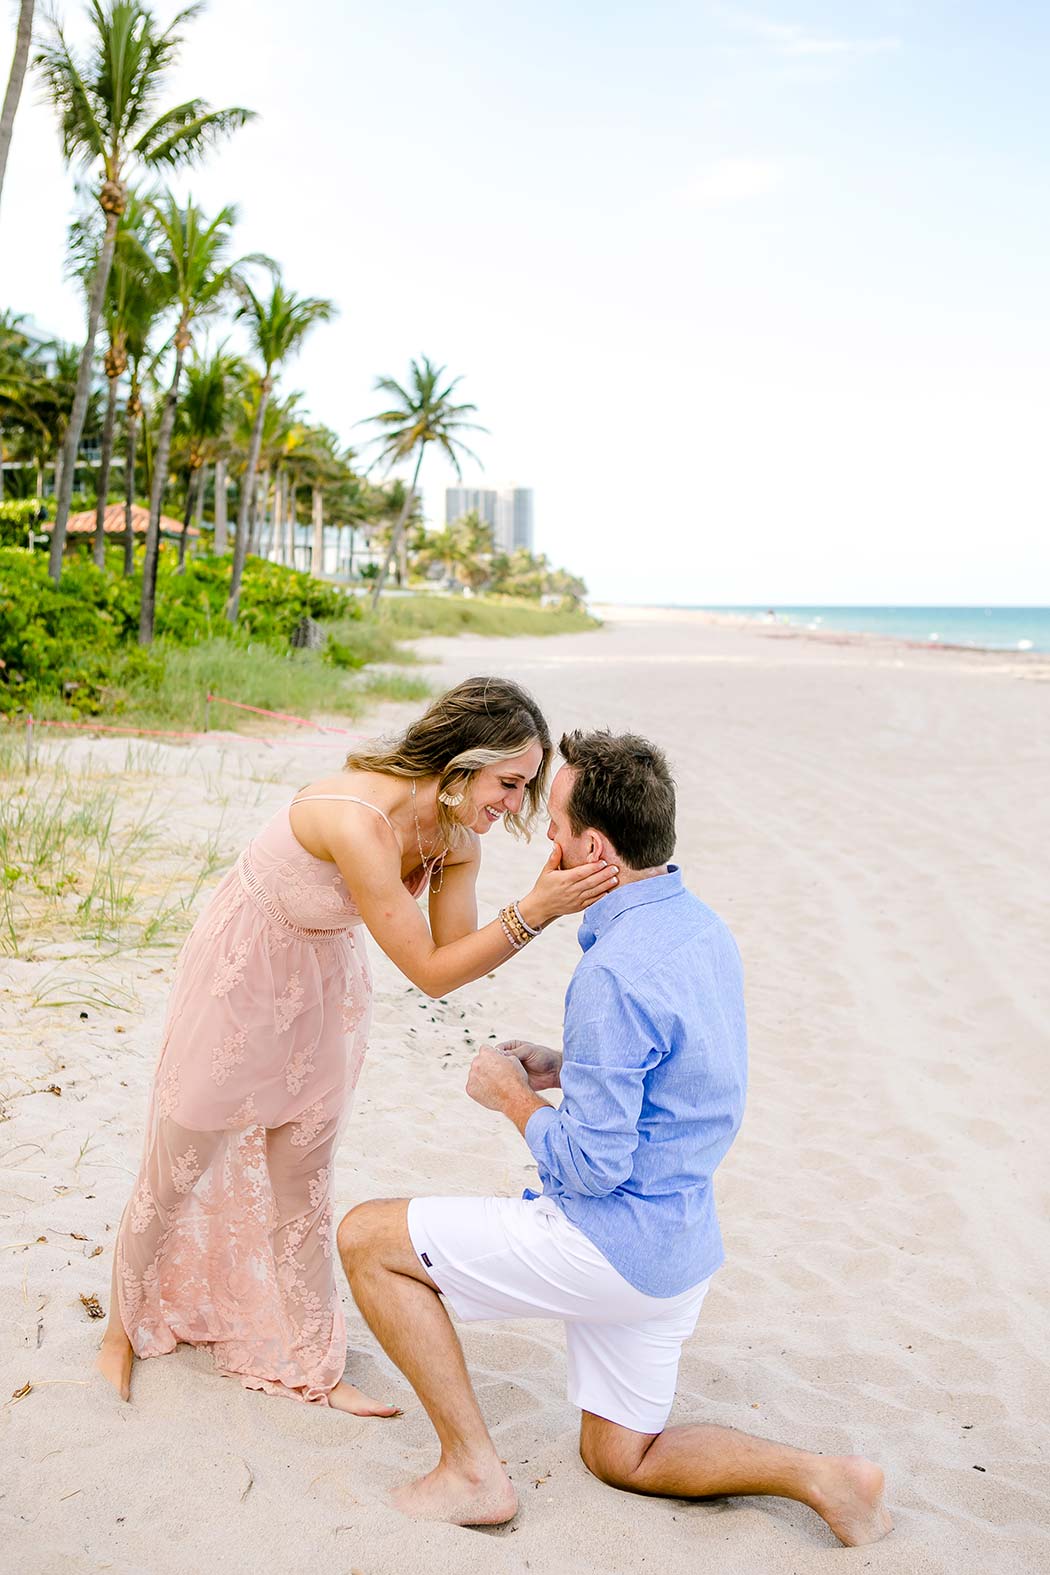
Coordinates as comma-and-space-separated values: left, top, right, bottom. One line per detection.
499, 904, 533, 950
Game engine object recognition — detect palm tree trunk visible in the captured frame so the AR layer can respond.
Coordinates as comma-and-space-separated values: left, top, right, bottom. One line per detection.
93, 373, 119, 568
0, 0, 34, 214
178, 465, 201, 571
250, 465, 270, 556
226, 379, 271, 622
283, 474, 296, 567
311, 486, 323, 576
139, 340, 186, 644
213, 455, 228, 552
272, 466, 284, 563
195, 461, 207, 532
123, 397, 138, 577
370, 445, 424, 610
49, 203, 120, 581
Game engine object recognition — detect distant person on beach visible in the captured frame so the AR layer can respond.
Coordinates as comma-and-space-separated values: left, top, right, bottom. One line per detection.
96, 679, 617, 1413
337, 731, 893, 1544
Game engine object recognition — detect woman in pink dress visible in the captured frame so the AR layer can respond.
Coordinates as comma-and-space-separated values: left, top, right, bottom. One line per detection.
96, 678, 616, 1414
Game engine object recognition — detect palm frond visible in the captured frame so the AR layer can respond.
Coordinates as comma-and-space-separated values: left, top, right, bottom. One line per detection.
137, 104, 255, 168
35, 18, 106, 168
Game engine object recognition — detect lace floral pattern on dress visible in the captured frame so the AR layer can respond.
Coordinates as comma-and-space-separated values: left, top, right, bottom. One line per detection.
211, 1028, 248, 1086
171, 1145, 201, 1195
290, 1101, 326, 1148
129, 1179, 156, 1233
211, 938, 251, 998
341, 979, 371, 1034
284, 1042, 316, 1096
226, 1092, 258, 1129
157, 1066, 181, 1119
274, 971, 305, 1033
269, 858, 352, 928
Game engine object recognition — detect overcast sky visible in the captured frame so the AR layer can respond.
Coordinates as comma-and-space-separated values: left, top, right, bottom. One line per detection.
3, 0, 1048, 605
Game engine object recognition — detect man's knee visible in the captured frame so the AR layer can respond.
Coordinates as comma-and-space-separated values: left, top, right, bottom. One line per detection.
578, 1414, 653, 1490
335, 1199, 390, 1270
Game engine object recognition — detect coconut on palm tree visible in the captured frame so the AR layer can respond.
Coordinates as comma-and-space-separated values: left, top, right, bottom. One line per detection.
225, 276, 335, 622
138, 193, 251, 642
0, 0, 35, 214
35, 0, 254, 582
361, 356, 485, 609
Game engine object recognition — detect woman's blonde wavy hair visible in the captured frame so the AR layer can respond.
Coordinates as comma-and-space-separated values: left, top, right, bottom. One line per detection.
343, 676, 552, 846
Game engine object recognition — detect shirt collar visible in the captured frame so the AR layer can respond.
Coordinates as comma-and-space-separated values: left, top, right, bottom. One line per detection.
577, 865, 683, 952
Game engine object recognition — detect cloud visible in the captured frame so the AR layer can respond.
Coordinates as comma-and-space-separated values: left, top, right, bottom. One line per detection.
683, 157, 785, 207
719, 9, 900, 60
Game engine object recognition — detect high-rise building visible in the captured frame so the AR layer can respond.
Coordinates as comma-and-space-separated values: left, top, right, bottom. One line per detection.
445, 485, 534, 554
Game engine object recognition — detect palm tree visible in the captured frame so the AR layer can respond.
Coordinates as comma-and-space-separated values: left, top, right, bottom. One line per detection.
415, 509, 494, 591
225, 277, 335, 622
0, 0, 34, 213
361, 356, 485, 609
120, 260, 169, 574
36, 0, 254, 582
68, 189, 159, 564
139, 193, 246, 642
173, 340, 242, 569
0, 312, 50, 497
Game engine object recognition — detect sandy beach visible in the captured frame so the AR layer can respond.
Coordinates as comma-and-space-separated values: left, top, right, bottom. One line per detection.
1, 608, 1047, 1575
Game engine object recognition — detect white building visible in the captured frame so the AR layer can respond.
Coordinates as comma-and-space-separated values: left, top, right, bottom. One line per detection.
445, 485, 534, 554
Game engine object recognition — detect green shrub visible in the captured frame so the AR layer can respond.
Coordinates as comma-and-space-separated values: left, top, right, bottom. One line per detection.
0, 546, 360, 715
0, 499, 50, 547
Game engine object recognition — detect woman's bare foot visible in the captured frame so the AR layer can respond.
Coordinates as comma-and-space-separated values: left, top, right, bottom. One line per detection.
808, 1455, 893, 1547
328, 1379, 403, 1418
96, 1331, 134, 1401
391, 1459, 518, 1525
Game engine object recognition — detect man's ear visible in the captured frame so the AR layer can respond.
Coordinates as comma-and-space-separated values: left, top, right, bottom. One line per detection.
584, 830, 606, 863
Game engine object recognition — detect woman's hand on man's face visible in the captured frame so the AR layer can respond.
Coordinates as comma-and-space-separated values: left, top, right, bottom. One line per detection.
522, 843, 618, 927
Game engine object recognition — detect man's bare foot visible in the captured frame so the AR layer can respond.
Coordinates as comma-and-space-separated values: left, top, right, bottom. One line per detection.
96, 1331, 134, 1401
808, 1455, 893, 1547
328, 1379, 402, 1418
391, 1459, 518, 1525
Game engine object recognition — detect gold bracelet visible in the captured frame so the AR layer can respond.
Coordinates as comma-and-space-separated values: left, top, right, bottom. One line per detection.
499, 905, 532, 950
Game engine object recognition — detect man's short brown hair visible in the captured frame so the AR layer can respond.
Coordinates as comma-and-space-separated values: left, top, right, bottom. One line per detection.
559, 730, 676, 870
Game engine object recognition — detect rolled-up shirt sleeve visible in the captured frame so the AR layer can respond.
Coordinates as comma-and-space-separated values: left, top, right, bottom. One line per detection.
524, 965, 664, 1199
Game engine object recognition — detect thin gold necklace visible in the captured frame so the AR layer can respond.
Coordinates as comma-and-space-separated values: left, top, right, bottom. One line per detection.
411, 779, 446, 892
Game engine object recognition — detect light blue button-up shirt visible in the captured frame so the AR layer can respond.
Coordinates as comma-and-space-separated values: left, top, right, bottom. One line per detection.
524, 866, 748, 1297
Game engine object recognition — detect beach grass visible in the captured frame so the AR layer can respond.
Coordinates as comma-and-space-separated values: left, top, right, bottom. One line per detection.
0, 741, 241, 959
374, 593, 601, 638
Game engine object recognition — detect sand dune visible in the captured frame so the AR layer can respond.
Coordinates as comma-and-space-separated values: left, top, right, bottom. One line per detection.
1, 612, 1047, 1573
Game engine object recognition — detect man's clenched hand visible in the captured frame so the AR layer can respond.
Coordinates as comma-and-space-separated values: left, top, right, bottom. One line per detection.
496, 1039, 563, 1091
466, 1046, 531, 1111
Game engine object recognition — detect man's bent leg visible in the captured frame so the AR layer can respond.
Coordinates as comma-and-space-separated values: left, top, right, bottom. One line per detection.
336, 1200, 517, 1526
578, 1412, 892, 1548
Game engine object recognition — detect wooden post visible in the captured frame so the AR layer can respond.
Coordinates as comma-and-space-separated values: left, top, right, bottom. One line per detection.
25, 713, 33, 771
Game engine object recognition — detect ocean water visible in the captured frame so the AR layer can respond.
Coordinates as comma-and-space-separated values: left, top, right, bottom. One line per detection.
695, 606, 1050, 653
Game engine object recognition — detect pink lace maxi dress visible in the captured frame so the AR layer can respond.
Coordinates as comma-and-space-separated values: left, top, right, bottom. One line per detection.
116, 794, 427, 1404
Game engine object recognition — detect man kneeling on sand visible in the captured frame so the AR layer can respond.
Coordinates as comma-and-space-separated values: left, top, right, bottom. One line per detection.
337, 731, 892, 1546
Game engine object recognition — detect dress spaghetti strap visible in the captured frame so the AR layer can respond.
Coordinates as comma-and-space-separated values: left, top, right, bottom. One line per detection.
290, 794, 396, 833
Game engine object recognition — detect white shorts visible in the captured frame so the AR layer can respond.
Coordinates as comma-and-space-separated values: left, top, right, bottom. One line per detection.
406, 1194, 710, 1434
